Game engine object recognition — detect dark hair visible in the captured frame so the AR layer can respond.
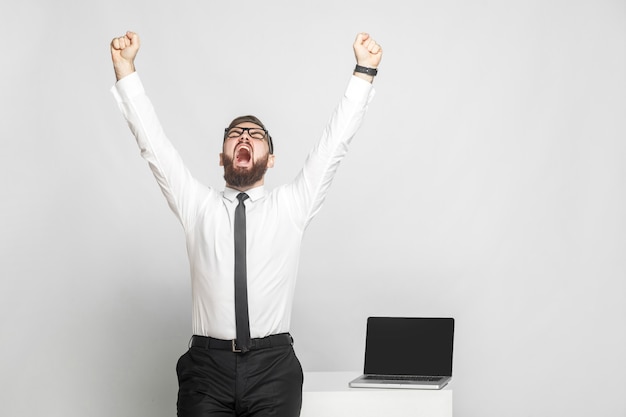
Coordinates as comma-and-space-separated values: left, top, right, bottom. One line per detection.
224, 115, 274, 154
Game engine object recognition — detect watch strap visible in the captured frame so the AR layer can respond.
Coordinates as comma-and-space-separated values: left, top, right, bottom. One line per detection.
354, 65, 378, 76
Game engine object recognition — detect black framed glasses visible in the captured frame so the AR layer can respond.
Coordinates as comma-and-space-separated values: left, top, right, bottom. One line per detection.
224, 127, 267, 140
224, 127, 274, 154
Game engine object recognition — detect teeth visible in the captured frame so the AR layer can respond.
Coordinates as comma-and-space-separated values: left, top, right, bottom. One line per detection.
237, 145, 251, 152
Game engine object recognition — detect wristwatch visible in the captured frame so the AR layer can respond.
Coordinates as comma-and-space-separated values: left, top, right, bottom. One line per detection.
354, 65, 378, 76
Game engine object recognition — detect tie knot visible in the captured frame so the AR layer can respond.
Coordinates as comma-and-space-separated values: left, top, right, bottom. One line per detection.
237, 193, 249, 203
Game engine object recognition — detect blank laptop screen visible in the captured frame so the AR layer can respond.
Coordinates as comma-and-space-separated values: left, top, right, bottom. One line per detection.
363, 317, 454, 377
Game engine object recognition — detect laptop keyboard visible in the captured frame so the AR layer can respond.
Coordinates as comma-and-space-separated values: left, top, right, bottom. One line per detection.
364, 375, 443, 382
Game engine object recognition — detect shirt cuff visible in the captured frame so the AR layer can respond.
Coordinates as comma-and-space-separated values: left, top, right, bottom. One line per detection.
110, 72, 145, 103
347, 75, 376, 105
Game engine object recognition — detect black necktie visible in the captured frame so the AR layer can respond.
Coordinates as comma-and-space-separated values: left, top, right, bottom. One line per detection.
234, 193, 250, 352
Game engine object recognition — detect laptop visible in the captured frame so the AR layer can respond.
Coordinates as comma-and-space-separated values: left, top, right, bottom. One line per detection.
349, 317, 454, 390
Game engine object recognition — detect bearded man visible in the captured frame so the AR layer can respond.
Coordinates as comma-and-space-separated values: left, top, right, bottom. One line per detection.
110, 30, 382, 417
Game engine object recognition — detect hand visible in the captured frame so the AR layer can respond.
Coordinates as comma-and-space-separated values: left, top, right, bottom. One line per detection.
110, 31, 140, 81
353, 33, 383, 69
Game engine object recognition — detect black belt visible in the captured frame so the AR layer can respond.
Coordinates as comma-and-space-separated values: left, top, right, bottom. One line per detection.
190, 333, 293, 353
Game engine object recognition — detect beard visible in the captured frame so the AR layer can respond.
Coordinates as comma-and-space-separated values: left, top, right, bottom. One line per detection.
222, 153, 269, 189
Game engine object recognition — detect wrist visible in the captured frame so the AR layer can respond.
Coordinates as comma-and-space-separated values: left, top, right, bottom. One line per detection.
353, 65, 377, 84
352, 71, 375, 84
114, 61, 136, 81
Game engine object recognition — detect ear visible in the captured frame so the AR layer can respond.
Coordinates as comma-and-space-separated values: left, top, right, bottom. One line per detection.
267, 154, 275, 169
219, 153, 224, 166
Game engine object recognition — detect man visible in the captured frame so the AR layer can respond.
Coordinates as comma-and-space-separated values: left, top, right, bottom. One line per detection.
110, 30, 382, 417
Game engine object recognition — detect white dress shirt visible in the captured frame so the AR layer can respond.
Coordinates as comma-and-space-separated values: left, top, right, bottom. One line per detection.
112, 73, 375, 340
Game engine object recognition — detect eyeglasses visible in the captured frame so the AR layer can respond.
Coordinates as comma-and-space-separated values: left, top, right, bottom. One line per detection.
224, 126, 274, 154
224, 127, 268, 140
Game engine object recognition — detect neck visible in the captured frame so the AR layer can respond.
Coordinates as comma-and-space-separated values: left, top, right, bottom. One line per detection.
226, 179, 264, 192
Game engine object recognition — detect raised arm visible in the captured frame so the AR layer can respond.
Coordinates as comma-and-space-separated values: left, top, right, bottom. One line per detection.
352, 32, 383, 84
285, 33, 381, 228
109, 31, 209, 230
110, 31, 140, 81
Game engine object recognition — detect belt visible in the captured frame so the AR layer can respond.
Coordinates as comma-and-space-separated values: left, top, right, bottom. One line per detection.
190, 333, 293, 353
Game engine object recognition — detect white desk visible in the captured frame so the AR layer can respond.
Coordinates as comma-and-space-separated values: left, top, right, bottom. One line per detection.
301, 372, 452, 417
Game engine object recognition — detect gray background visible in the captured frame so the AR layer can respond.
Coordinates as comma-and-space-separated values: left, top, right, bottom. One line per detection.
1, 1, 625, 416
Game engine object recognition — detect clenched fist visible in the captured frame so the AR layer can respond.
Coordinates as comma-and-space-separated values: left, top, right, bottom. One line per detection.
110, 31, 140, 81
353, 33, 383, 82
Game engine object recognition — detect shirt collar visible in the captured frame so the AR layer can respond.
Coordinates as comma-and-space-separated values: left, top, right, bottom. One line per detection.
223, 185, 267, 203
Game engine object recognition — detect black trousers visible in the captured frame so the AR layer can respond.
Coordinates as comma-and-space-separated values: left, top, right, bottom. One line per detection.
176, 340, 303, 417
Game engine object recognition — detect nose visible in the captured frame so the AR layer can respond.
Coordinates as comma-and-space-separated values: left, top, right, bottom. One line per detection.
239, 129, 253, 140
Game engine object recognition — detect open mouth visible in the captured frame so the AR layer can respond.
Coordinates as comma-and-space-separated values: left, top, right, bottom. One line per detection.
235, 145, 252, 167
